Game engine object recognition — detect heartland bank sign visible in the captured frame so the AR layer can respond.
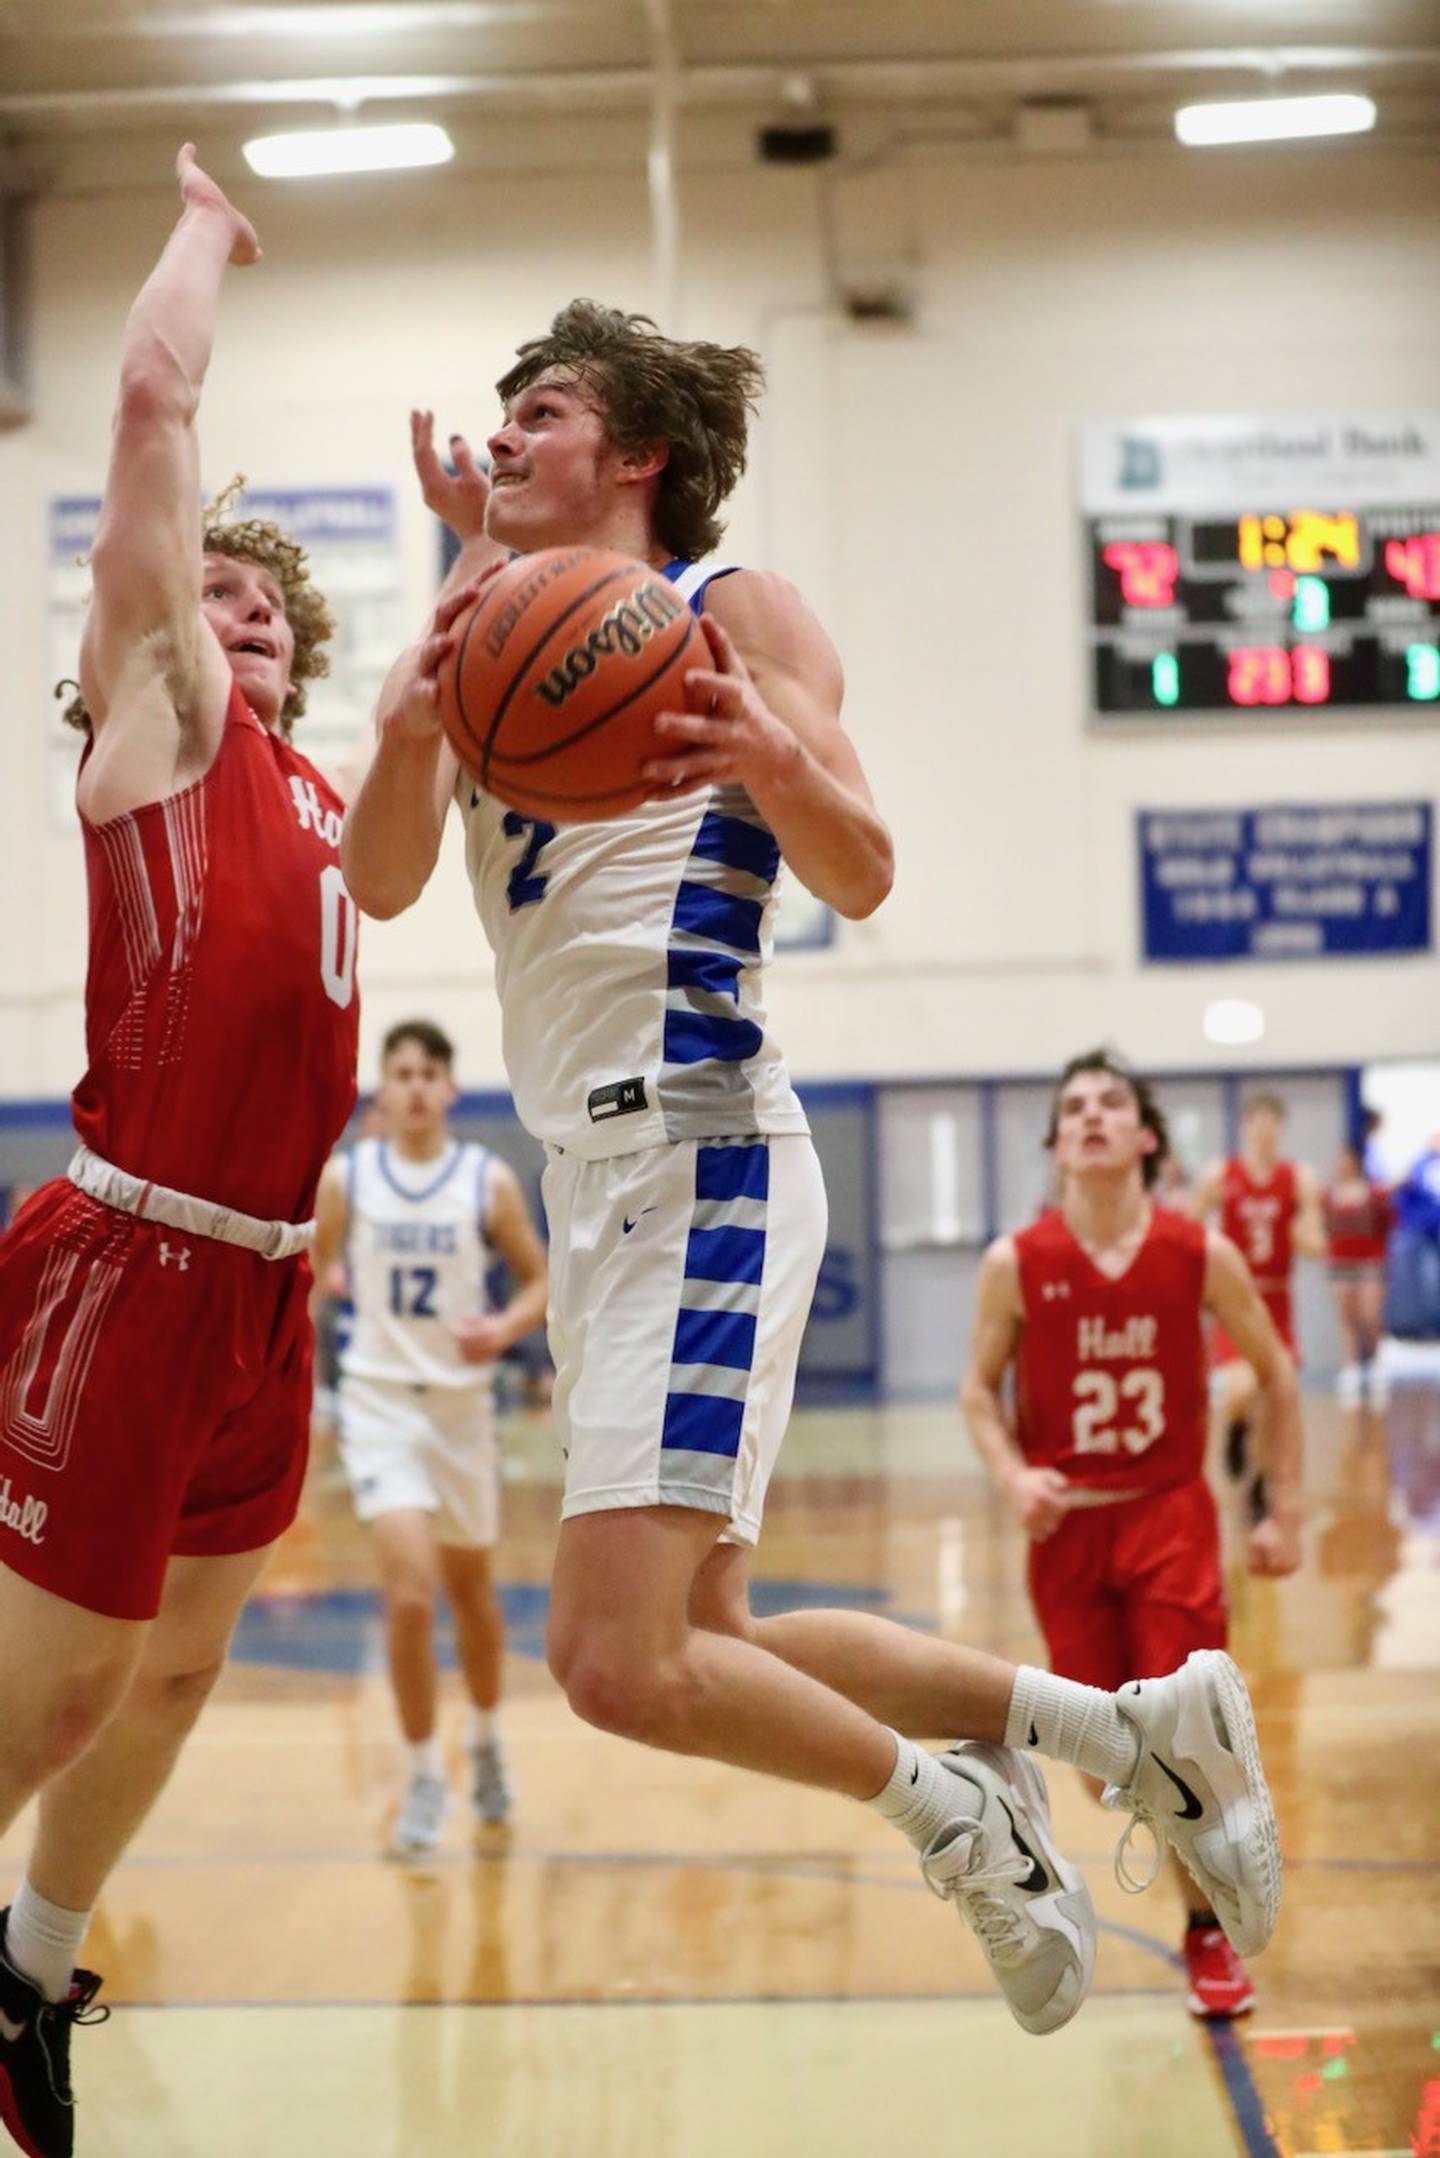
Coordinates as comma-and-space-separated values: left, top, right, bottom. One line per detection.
1078, 413, 1440, 514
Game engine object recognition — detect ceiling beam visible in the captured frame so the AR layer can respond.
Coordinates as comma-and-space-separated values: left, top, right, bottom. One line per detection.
0, 46, 1436, 124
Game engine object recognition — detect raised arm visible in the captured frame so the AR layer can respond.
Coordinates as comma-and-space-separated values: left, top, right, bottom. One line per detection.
78, 146, 260, 815
341, 412, 507, 910
643, 572, 894, 921
960, 1239, 1070, 1540
1203, 1232, 1304, 1576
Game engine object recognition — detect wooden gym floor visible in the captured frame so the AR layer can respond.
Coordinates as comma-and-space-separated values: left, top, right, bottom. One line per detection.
2, 1383, 1436, 2157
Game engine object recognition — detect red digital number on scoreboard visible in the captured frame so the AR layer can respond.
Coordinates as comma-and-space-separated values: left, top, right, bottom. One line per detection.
1227, 647, 1331, 707
1383, 533, 1440, 602
1102, 542, 1179, 607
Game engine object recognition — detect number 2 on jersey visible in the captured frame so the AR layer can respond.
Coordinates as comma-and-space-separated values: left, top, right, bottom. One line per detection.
1071, 1368, 1166, 1455
503, 813, 557, 911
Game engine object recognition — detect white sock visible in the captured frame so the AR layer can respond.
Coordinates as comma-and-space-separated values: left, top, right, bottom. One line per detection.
1005, 1666, 1140, 1787
6, 1879, 92, 2005
407, 1735, 445, 1779
868, 1733, 972, 1853
467, 1707, 498, 1746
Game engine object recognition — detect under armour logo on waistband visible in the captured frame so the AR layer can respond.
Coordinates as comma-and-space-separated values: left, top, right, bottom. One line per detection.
158, 1241, 192, 1270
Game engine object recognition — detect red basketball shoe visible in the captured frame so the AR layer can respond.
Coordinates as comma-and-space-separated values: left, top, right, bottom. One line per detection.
1183, 1921, 1256, 2018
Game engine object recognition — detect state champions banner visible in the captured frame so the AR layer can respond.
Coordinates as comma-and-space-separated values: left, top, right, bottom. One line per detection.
1138, 801, 1432, 962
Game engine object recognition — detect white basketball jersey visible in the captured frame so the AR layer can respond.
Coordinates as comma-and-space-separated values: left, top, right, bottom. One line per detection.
340, 1138, 497, 1390
459, 558, 809, 1160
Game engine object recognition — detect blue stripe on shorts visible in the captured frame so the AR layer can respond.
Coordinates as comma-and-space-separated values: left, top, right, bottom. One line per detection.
659, 1142, 770, 1494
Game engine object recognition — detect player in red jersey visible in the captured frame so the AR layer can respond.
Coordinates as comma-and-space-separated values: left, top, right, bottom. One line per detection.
1191, 1094, 1324, 1512
0, 149, 359, 2158
962, 1050, 1303, 2018
1323, 1142, 1394, 1405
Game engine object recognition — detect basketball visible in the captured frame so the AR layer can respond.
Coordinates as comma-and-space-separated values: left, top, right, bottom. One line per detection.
437, 546, 699, 820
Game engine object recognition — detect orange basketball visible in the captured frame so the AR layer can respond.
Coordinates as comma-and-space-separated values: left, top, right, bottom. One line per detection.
437, 547, 699, 820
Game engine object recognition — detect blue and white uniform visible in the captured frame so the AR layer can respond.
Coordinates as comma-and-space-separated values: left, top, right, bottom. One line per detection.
338, 1137, 502, 1547
457, 558, 827, 1544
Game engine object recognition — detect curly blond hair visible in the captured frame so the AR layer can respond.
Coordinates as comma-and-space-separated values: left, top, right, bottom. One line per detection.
58, 480, 335, 741
496, 301, 764, 561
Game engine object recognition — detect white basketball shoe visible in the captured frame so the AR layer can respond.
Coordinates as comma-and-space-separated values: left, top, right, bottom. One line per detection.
1103, 1649, 1281, 1959
391, 1770, 452, 1860
920, 1743, 1096, 2035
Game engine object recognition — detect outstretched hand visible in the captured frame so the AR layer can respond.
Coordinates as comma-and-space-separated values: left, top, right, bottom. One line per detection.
411, 409, 492, 540
176, 142, 261, 267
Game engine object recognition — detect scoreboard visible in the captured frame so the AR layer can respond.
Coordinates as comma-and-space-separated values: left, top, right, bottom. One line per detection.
1089, 507, 1440, 713
1080, 416, 1440, 719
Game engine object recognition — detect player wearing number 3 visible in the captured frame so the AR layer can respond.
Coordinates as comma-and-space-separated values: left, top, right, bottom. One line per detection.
962, 1050, 1303, 2017
0, 149, 358, 2157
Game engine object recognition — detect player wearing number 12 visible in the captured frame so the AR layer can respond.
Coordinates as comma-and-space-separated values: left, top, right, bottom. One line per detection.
0, 149, 358, 2158
962, 1051, 1304, 2018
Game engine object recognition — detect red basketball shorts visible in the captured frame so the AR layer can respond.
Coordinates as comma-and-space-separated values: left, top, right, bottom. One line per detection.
1027, 1476, 1227, 1694
0, 1180, 313, 1621
1212, 1283, 1296, 1367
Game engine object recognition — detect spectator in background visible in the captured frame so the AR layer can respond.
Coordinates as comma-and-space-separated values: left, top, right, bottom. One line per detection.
1323, 1143, 1394, 1406
1386, 1134, 1440, 1346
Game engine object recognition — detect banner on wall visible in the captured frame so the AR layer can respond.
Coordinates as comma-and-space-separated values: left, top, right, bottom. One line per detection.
47, 487, 406, 827
1138, 801, 1432, 962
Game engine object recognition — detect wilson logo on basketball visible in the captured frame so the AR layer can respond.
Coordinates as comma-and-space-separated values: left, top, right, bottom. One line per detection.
483, 552, 581, 662
533, 582, 687, 710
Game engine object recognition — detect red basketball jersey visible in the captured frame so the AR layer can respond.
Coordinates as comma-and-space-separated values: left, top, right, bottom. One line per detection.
1013, 1206, 1209, 1495
71, 682, 359, 1222
1219, 1157, 1297, 1290
1324, 1181, 1393, 1264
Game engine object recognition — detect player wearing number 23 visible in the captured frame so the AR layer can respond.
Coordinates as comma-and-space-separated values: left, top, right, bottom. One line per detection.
0, 147, 358, 2158
962, 1050, 1303, 2017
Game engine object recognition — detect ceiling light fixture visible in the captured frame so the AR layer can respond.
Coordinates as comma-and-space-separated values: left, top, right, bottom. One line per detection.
1175, 93, 1376, 148
1203, 998, 1266, 1047
242, 120, 454, 178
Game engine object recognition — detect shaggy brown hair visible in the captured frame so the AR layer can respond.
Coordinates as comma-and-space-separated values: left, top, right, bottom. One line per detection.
59, 481, 334, 741
496, 300, 764, 561
1044, 1048, 1171, 1191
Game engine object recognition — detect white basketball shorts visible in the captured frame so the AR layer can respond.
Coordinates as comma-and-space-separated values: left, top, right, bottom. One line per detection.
542, 1134, 827, 1546
337, 1374, 500, 1549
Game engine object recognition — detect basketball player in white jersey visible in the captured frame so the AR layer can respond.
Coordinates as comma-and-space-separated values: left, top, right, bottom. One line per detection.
312, 1020, 547, 1854
342, 304, 1284, 2032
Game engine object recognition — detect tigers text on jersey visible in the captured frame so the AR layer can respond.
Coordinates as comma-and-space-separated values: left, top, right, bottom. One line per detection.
1220, 1158, 1298, 1290
459, 558, 809, 1159
73, 680, 359, 1221
340, 1138, 498, 1390
1013, 1206, 1209, 1494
